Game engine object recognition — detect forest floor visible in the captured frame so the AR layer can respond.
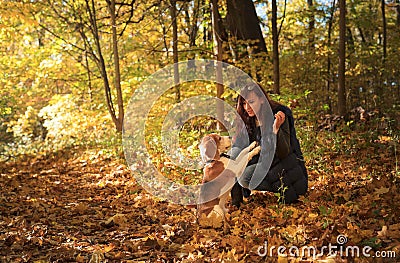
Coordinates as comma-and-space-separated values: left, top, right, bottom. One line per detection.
1, 133, 400, 263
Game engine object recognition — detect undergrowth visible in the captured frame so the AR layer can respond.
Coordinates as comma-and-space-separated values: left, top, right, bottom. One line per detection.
2, 89, 399, 183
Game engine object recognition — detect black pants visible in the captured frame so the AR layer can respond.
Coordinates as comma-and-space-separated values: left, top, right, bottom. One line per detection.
231, 181, 244, 207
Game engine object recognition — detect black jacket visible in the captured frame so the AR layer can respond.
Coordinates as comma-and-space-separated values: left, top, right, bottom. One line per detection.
264, 105, 308, 203
230, 105, 308, 203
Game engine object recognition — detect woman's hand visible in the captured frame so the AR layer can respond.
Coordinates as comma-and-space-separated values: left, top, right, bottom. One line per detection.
273, 111, 286, 134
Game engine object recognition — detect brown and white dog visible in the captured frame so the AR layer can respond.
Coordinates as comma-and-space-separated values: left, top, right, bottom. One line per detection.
197, 133, 260, 225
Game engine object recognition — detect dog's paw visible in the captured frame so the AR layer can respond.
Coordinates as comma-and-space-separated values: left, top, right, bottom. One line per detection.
198, 206, 224, 228
248, 146, 261, 160
249, 141, 258, 150
252, 145, 261, 155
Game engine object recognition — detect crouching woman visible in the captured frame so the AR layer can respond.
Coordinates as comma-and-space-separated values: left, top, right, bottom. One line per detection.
229, 84, 308, 207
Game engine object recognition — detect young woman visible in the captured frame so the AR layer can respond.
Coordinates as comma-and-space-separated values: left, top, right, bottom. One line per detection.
229, 84, 308, 207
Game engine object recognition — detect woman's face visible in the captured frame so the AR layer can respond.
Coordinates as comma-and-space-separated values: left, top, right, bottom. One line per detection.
242, 91, 264, 117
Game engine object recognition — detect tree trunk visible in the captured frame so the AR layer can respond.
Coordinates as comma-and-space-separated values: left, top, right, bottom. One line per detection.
187, 0, 200, 48
346, 27, 354, 54
211, 0, 225, 131
338, 0, 347, 116
307, 0, 315, 49
377, 0, 387, 107
185, 0, 200, 69
170, 0, 180, 103
83, 42, 93, 102
83, 0, 124, 131
226, 0, 267, 52
226, 0, 267, 59
326, 0, 336, 113
37, 18, 45, 47
397, 0, 400, 27
86, 0, 119, 131
107, 0, 124, 132
381, 0, 387, 61
272, 0, 280, 94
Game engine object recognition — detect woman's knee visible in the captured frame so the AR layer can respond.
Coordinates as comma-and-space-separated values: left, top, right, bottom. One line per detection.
238, 176, 250, 188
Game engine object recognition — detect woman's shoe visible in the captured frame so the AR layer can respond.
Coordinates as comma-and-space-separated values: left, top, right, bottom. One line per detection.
242, 188, 251, 198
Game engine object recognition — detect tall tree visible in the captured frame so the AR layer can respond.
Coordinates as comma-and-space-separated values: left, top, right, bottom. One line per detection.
211, 0, 225, 130
226, 0, 267, 52
106, 0, 124, 131
183, 0, 201, 68
272, 0, 280, 94
381, 0, 387, 62
35, 0, 158, 132
183, 0, 201, 48
82, 0, 124, 131
226, 0, 267, 61
397, 0, 400, 27
308, 0, 315, 49
326, 0, 336, 113
169, 0, 180, 103
338, 0, 347, 115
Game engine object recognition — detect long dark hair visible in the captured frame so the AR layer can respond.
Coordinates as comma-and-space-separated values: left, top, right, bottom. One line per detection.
235, 83, 282, 141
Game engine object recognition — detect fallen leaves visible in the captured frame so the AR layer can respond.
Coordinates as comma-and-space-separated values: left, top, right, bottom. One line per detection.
374, 187, 390, 195
0, 145, 399, 262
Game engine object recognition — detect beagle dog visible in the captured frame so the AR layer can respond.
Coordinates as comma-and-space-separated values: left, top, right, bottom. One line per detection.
197, 133, 260, 226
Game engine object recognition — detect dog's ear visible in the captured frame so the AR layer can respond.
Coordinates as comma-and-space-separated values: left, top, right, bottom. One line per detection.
209, 133, 221, 143
199, 136, 219, 163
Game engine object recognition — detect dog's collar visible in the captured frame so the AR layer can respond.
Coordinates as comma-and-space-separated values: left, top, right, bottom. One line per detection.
220, 153, 231, 159
205, 160, 216, 165
204, 153, 231, 166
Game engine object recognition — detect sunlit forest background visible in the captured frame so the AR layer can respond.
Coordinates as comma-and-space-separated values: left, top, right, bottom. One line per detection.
1, 0, 400, 262
1, 0, 399, 159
